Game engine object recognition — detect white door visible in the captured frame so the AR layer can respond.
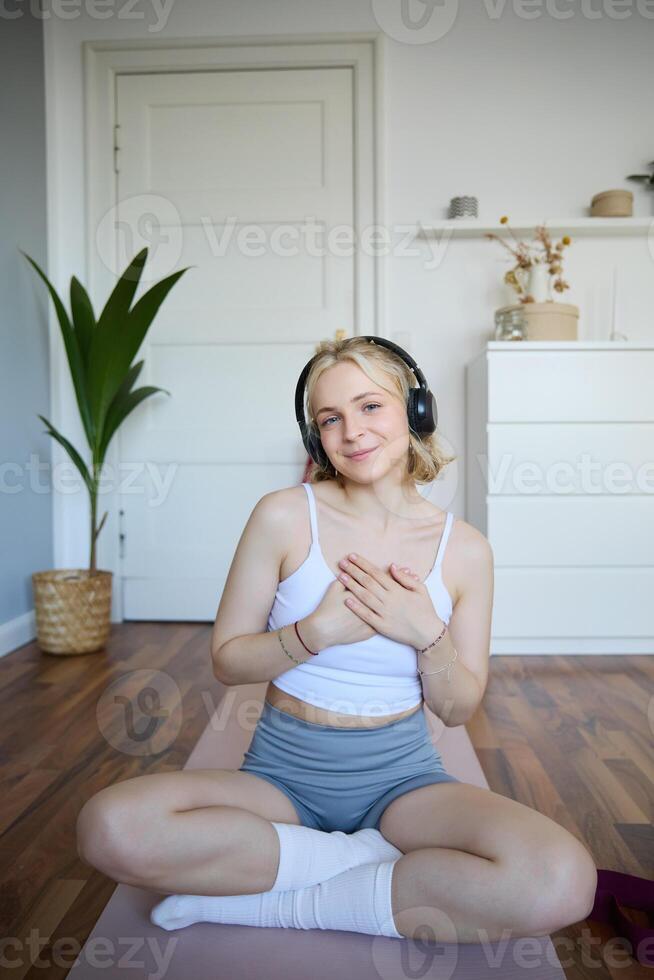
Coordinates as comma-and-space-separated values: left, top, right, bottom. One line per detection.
115, 67, 355, 619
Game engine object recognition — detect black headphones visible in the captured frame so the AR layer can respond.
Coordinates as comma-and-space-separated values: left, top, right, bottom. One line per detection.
295, 335, 438, 469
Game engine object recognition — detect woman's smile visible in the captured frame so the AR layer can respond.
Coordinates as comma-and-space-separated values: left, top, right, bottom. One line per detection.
345, 446, 380, 462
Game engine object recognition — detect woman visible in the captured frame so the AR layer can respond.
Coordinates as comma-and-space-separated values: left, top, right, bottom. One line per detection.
76, 336, 597, 945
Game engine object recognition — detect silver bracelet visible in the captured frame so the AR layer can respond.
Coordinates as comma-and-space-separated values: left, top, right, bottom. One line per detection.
417, 647, 458, 682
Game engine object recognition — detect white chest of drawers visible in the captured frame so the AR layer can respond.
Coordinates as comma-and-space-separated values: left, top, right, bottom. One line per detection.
465, 341, 654, 654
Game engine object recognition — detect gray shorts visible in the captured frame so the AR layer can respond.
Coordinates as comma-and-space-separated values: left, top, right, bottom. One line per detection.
238, 699, 460, 833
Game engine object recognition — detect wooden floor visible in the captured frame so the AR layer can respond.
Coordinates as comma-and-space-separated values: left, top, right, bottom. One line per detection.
1, 623, 652, 979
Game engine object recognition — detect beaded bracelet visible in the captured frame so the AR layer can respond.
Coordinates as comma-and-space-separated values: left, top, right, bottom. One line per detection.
416, 622, 458, 682
417, 622, 447, 655
277, 621, 319, 666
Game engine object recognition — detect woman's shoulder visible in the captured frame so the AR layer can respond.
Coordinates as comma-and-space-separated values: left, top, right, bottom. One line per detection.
446, 517, 494, 606
273, 479, 339, 513
449, 516, 493, 564
260, 480, 333, 524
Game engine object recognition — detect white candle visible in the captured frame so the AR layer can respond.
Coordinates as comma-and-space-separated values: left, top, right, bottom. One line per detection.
610, 266, 618, 340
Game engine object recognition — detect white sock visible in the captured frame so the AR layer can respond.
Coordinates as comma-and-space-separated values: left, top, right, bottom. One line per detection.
150, 859, 404, 939
270, 823, 403, 891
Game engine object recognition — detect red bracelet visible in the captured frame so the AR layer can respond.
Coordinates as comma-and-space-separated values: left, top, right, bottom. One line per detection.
294, 620, 319, 655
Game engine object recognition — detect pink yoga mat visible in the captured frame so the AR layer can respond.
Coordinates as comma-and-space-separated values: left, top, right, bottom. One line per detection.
71, 684, 568, 979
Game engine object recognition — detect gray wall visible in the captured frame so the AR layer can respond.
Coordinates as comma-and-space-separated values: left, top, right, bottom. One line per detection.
0, 16, 52, 631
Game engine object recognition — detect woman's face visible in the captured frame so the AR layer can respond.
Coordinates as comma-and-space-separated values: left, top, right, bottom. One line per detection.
311, 361, 410, 479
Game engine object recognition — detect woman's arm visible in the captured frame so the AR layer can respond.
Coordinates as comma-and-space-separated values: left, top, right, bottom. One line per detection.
418, 525, 494, 727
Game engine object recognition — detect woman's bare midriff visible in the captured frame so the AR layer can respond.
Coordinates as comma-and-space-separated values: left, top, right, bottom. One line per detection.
265, 681, 422, 729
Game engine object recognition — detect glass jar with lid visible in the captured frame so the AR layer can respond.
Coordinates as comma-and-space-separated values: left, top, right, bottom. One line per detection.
494, 306, 527, 341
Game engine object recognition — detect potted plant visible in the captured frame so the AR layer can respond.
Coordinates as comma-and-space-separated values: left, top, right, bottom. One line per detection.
486, 217, 579, 340
23, 247, 189, 655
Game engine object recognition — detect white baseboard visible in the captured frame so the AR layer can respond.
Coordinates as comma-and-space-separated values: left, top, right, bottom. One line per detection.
492, 637, 653, 654
0, 610, 37, 658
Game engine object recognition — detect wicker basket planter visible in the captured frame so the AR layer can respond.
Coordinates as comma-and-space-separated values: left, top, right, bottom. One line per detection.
31, 569, 112, 655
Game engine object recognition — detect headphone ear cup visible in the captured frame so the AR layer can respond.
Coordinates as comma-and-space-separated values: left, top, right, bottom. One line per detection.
408, 388, 438, 435
306, 425, 328, 468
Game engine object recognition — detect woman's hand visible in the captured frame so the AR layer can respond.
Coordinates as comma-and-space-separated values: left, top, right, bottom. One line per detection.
337, 553, 444, 650
308, 577, 377, 648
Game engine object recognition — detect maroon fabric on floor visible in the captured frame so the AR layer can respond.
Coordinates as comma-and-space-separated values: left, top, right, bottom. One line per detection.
588, 868, 654, 966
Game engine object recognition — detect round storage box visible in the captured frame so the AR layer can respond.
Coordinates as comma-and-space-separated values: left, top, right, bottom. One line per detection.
591, 189, 633, 217
521, 302, 579, 341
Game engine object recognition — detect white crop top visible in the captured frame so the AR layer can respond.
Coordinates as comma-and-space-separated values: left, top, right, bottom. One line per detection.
268, 482, 455, 717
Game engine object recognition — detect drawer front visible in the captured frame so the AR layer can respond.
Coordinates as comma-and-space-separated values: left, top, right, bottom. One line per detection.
485, 423, 654, 496
493, 568, 652, 638
487, 496, 654, 565
487, 351, 654, 422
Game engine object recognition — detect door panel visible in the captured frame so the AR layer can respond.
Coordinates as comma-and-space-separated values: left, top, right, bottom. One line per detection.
115, 67, 355, 618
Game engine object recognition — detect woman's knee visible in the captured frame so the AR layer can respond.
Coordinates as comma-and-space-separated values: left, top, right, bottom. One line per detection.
76, 786, 156, 884
519, 837, 597, 933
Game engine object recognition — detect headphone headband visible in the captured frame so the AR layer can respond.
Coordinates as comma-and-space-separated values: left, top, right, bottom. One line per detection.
295, 335, 438, 469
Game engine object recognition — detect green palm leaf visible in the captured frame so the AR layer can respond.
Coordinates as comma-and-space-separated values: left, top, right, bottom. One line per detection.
21, 251, 94, 445
98, 354, 169, 461
89, 256, 189, 437
86, 248, 149, 432
38, 415, 92, 495
70, 276, 96, 367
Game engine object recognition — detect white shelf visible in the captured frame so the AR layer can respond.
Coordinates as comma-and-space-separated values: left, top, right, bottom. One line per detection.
485, 340, 654, 350
417, 216, 653, 238
468, 340, 654, 361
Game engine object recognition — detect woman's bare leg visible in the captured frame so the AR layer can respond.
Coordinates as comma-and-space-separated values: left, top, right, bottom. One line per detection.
391, 848, 557, 944
146, 807, 284, 896
76, 769, 302, 896
77, 771, 399, 898
149, 841, 562, 943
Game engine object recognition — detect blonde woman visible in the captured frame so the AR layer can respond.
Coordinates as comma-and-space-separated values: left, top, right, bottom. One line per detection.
76, 336, 597, 945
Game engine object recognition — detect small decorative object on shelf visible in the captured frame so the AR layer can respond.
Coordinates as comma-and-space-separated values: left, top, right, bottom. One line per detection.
494, 306, 526, 341
626, 160, 654, 192
485, 216, 572, 304
448, 195, 478, 218
590, 189, 633, 217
